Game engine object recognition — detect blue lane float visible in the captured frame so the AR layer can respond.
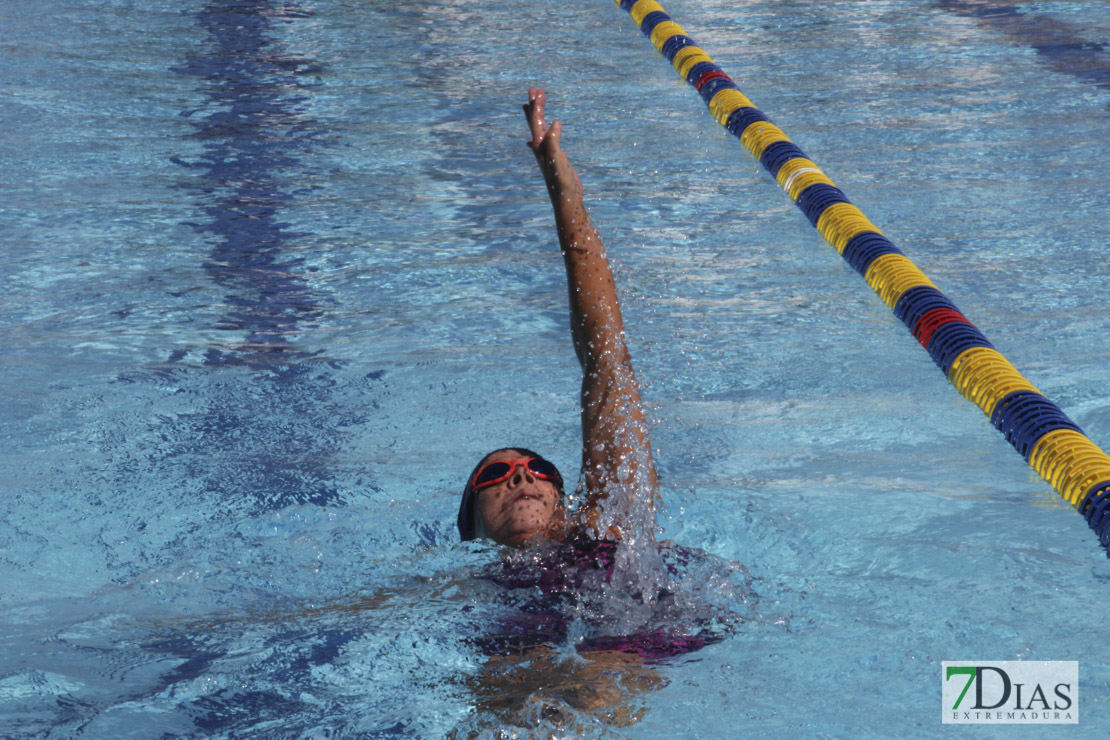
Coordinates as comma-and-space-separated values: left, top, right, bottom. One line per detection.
614, 0, 1110, 548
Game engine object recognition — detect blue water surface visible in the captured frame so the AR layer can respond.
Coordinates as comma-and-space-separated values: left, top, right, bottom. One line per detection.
3, 0, 1110, 737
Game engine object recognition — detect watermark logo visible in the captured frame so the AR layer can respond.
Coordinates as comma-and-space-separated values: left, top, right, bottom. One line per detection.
942, 661, 1077, 724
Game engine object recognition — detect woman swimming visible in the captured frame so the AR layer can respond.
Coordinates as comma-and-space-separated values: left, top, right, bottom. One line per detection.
451, 89, 743, 730
449, 90, 754, 734
457, 87, 658, 548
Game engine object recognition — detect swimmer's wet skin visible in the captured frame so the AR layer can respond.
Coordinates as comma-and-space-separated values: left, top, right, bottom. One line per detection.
460, 87, 657, 551
457, 448, 566, 546
455, 92, 729, 717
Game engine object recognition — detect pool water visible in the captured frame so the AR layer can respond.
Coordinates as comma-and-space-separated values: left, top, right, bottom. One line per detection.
3, 0, 1110, 736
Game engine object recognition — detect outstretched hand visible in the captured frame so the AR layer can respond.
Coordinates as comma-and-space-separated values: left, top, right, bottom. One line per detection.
520, 86, 658, 530
523, 87, 581, 197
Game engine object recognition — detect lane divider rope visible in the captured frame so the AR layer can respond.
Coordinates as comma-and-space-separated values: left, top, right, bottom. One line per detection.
614, 0, 1110, 548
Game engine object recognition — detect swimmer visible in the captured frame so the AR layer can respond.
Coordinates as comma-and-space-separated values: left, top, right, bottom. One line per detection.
457, 87, 658, 548
455, 91, 742, 731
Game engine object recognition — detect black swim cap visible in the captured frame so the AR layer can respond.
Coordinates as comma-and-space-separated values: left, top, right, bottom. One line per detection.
457, 447, 565, 541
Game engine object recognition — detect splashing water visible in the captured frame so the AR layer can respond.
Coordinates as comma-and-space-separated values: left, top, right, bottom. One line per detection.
483, 348, 757, 659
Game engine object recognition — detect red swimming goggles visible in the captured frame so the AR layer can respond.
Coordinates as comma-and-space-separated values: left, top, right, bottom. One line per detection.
471, 456, 560, 492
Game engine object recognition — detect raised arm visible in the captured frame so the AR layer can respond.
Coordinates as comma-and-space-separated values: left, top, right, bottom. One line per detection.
523, 88, 658, 532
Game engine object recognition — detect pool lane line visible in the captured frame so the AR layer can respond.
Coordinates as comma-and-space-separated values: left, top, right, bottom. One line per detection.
614, 0, 1110, 548
173, 0, 324, 369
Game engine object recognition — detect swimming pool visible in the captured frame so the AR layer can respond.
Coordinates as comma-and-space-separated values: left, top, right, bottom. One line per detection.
3, 0, 1109, 735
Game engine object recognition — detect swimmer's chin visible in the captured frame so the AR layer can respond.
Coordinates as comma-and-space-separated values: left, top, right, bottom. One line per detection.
498, 522, 569, 549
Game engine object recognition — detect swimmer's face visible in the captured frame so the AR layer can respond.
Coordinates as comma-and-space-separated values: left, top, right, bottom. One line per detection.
474, 449, 565, 547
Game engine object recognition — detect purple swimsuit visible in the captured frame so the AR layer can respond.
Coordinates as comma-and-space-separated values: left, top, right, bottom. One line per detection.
475, 535, 725, 662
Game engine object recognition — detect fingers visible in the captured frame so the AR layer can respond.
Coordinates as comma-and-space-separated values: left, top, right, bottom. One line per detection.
547, 119, 562, 148
530, 87, 545, 128
524, 87, 547, 151
522, 105, 541, 151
